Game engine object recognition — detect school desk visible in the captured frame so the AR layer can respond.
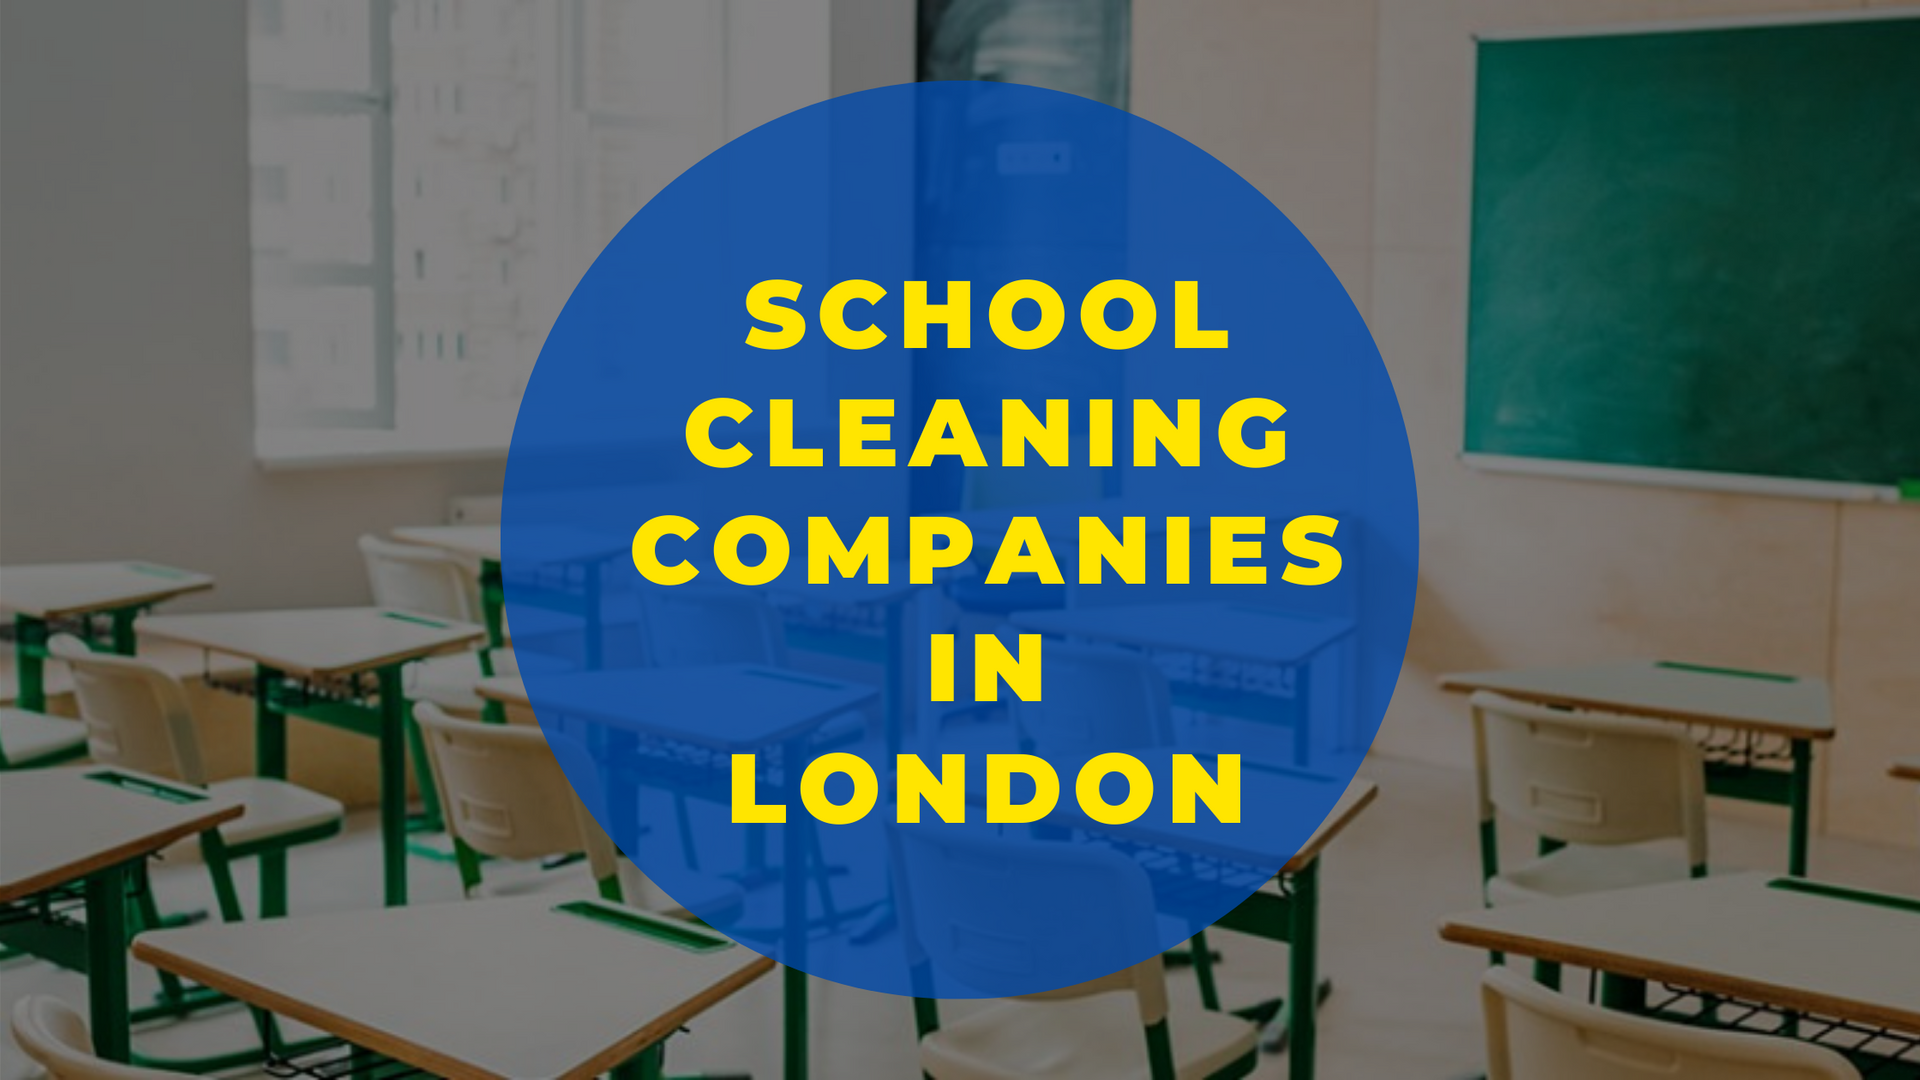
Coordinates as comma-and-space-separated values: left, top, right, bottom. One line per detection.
1047, 768, 1376, 1080
1440, 659, 1832, 876
1440, 873, 1920, 1068
139, 607, 484, 906
0, 767, 241, 1062
133, 894, 773, 1080
0, 560, 213, 712
1011, 603, 1357, 766
479, 665, 878, 1080
762, 576, 942, 753
393, 523, 621, 664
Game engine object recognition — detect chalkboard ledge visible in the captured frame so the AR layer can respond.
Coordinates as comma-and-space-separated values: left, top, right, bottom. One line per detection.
1459, 453, 1911, 505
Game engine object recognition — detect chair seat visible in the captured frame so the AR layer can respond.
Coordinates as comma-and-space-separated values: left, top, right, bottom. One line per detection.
922, 993, 1258, 1080
206, 777, 344, 850
0, 708, 87, 767
408, 647, 561, 714
1487, 844, 1696, 907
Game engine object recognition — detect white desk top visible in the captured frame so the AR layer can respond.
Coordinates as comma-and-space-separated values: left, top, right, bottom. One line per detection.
1440, 873, 1920, 1033
1052, 767, 1376, 875
0, 768, 241, 903
1439, 659, 1833, 740
139, 608, 484, 679
392, 525, 620, 568
0, 561, 213, 620
133, 895, 774, 1080
479, 665, 877, 751
1893, 756, 1920, 782
1012, 603, 1355, 665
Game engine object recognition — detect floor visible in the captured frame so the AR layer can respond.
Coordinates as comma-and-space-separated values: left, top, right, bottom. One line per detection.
4, 751, 1915, 1079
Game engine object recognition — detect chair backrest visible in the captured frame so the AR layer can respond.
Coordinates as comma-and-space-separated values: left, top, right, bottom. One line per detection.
359, 534, 480, 623
11, 996, 197, 1080
1010, 643, 1172, 756
638, 589, 786, 667
1470, 691, 1707, 868
47, 635, 205, 785
414, 702, 596, 864
889, 826, 1167, 1022
1482, 967, 1860, 1080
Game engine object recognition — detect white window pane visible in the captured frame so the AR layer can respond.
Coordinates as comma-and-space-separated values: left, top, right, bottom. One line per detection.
253, 286, 380, 413
248, 0, 373, 92
249, 115, 375, 264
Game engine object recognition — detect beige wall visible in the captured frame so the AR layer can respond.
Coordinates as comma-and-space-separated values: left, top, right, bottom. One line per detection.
1136, 0, 1920, 850
0, 1, 509, 613
0, 0, 864, 616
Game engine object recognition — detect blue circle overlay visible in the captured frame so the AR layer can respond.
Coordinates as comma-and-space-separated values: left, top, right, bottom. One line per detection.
504, 81, 1417, 998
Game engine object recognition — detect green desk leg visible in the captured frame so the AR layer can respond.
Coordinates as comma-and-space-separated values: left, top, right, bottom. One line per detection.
610, 1042, 667, 1080
378, 665, 409, 907
782, 740, 809, 1080
85, 863, 132, 1062
784, 965, 809, 1080
479, 559, 507, 650
1287, 859, 1320, 1080
1600, 972, 1648, 1014
14, 614, 48, 713
1787, 738, 1813, 878
254, 666, 290, 917
109, 608, 140, 656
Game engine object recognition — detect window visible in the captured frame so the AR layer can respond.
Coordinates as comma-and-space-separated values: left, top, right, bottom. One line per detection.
248, 0, 727, 462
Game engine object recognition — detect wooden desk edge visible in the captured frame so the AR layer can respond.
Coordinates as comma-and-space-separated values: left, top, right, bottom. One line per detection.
1891, 757, 1920, 782
0, 800, 242, 904
9, 576, 216, 621
131, 939, 775, 1080
1283, 780, 1378, 875
138, 622, 486, 681
1436, 918, 1920, 1034
475, 679, 527, 708
1436, 674, 1835, 741
569, 953, 776, 1080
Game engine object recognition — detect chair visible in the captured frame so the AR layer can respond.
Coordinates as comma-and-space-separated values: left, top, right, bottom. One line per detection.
892, 828, 1259, 1080
0, 705, 88, 769
1481, 967, 1860, 1079
48, 635, 344, 922
11, 996, 197, 1080
637, 588, 788, 668
1472, 690, 1708, 907
412, 702, 743, 921
1472, 690, 1709, 988
358, 534, 530, 716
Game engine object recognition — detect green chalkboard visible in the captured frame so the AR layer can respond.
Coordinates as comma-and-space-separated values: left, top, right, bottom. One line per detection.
1464, 16, 1920, 489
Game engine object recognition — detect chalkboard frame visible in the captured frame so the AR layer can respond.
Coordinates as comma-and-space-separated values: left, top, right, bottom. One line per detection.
1460, 8, 1920, 504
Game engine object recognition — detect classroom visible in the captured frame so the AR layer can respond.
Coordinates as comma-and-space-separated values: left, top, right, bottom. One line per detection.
2, 2, 1916, 1079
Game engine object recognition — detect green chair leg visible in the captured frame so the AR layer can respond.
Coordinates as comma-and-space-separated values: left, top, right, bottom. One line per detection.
1533, 959, 1562, 989
129, 863, 193, 1009
1189, 928, 1222, 1012
454, 837, 486, 896
404, 708, 445, 834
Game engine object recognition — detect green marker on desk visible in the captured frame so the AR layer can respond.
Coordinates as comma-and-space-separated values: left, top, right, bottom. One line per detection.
1655, 660, 1796, 683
